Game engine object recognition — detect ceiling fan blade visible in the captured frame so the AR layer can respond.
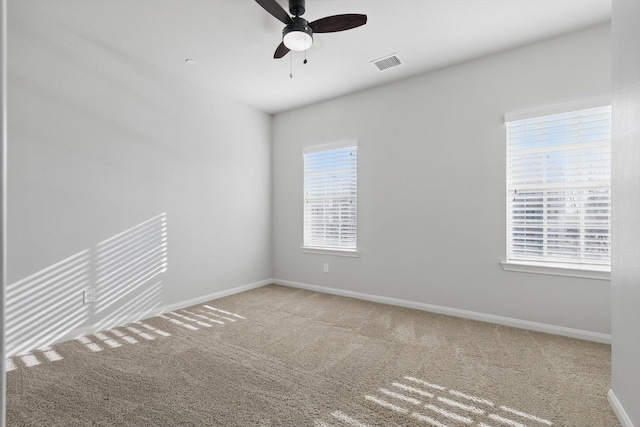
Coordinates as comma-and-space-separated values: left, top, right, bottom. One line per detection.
309, 14, 367, 33
255, 0, 292, 25
274, 42, 290, 59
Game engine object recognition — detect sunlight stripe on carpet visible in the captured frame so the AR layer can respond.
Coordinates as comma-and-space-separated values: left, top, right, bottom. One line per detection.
182, 310, 225, 325
410, 411, 449, 427
126, 326, 156, 340
448, 389, 495, 407
392, 382, 434, 398
405, 376, 446, 391
488, 413, 526, 427
138, 322, 171, 337
108, 328, 139, 344
425, 404, 472, 424
499, 405, 553, 425
77, 337, 102, 352
365, 395, 409, 414
331, 410, 371, 427
39, 347, 63, 362
436, 396, 484, 415
379, 388, 422, 405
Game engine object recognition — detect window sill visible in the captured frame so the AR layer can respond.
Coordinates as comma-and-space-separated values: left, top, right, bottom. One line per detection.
301, 247, 360, 257
501, 261, 610, 280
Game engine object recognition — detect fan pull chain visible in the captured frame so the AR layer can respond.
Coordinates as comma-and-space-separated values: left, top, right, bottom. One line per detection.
290, 52, 293, 78
304, 49, 307, 64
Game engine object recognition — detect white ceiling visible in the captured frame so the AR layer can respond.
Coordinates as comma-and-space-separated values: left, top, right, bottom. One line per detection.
15, 0, 611, 114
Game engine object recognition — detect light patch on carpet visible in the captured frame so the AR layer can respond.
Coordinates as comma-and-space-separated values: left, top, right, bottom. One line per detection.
198, 309, 236, 322
159, 314, 199, 331
425, 403, 473, 424
19, 353, 41, 368
77, 336, 102, 352
331, 410, 371, 427
488, 413, 527, 427
93, 333, 122, 349
109, 328, 140, 344
138, 322, 171, 336
6, 346, 65, 371
365, 395, 409, 414
105, 338, 122, 348
334, 376, 553, 427
392, 382, 434, 398
437, 396, 484, 415
365, 374, 553, 427
126, 326, 156, 340
500, 405, 553, 425
168, 311, 212, 328
39, 346, 64, 362
379, 388, 422, 405
198, 309, 234, 322
410, 411, 449, 427
6, 302, 198, 374
182, 310, 225, 325
156, 306, 247, 331
203, 305, 246, 320
448, 389, 495, 407
405, 376, 446, 391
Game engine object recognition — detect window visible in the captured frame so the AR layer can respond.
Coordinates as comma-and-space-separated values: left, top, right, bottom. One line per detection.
303, 141, 357, 253
505, 103, 611, 272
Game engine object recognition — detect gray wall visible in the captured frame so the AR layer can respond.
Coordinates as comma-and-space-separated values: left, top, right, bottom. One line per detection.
6, 2, 272, 355
1, 0, 6, 424
611, 0, 640, 424
272, 24, 612, 335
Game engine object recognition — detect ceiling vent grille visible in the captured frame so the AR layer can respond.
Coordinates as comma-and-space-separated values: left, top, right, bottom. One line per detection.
371, 54, 403, 72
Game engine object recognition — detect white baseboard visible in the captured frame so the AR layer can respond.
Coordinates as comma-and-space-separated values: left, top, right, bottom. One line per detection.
609, 389, 636, 427
7, 279, 271, 357
9, 277, 611, 357
272, 279, 612, 344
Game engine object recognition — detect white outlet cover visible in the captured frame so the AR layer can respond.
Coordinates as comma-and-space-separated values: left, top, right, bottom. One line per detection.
83, 289, 96, 304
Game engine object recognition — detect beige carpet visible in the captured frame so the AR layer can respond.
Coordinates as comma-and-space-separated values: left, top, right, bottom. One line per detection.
6, 284, 619, 426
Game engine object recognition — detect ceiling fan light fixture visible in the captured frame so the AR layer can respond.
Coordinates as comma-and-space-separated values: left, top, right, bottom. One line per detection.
283, 17, 313, 51
283, 31, 313, 51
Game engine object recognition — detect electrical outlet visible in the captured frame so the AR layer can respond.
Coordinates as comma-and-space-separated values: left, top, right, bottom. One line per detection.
83, 289, 96, 304
323, 262, 329, 273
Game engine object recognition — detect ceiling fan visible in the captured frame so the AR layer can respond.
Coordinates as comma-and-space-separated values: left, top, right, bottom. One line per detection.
255, 0, 367, 59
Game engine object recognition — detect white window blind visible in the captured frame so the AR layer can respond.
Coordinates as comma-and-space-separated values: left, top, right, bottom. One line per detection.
303, 142, 357, 250
506, 105, 611, 266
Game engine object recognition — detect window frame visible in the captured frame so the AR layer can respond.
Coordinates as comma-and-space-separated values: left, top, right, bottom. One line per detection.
301, 140, 359, 257
501, 98, 611, 280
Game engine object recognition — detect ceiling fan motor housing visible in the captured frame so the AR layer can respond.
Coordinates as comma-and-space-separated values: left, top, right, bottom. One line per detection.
289, 0, 306, 16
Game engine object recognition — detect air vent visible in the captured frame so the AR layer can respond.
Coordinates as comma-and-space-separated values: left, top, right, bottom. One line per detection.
371, 54, 403, 72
